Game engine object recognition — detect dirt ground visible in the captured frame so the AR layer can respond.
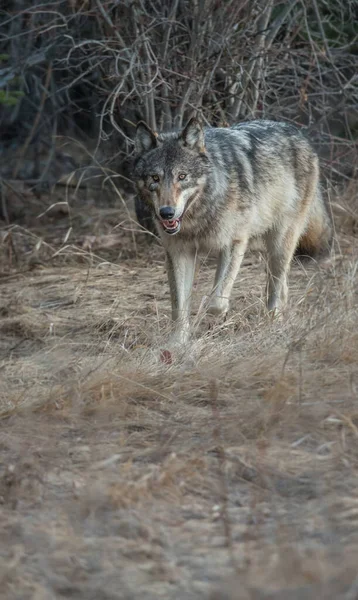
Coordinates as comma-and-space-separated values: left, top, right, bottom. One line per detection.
1, 180, 358, 599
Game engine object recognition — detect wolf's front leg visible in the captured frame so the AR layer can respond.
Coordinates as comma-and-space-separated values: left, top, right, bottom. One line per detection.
207, 239, 248, 316
165, 250, 196, 343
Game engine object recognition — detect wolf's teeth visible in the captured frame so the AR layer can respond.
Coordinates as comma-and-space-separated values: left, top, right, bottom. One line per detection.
161, 217, 180, 233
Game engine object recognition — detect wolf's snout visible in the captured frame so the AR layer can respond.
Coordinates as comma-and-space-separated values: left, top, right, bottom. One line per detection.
159, 206, 175, 220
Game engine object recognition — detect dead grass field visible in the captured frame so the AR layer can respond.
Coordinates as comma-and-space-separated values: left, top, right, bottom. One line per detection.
1, 182, 358, 599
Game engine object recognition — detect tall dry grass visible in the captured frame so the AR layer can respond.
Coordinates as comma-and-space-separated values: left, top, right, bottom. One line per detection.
0, 183, 357, 598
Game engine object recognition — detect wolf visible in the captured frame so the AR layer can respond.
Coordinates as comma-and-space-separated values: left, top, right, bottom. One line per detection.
133, 118, 333, 343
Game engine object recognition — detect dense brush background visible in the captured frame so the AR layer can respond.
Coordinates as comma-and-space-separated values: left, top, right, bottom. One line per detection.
0, 1, 357, 599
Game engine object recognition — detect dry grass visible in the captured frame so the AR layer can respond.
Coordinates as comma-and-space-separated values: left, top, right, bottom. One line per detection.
0, 183, 358, 599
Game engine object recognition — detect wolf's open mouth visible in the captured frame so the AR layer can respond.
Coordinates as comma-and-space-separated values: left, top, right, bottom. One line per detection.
160, 218, 181, 235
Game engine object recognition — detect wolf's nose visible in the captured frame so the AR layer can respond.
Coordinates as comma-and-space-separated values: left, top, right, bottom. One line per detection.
159, 206, 175, 220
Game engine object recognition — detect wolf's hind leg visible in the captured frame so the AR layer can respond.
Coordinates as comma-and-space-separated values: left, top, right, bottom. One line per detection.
265, 158, 320, 314
264, 224, 304, 313
207, 239, 248, 316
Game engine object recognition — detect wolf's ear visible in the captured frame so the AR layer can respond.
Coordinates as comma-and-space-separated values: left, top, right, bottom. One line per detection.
181, 117, 205, 152
135, 122, 158, 154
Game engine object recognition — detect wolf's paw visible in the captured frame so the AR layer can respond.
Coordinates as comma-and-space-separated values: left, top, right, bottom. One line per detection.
207, 297, 229, 317
167, 327, 191, 347
267, 306, 284, 322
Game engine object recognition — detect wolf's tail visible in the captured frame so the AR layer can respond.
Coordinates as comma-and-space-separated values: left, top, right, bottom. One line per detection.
296, 187, 333, 259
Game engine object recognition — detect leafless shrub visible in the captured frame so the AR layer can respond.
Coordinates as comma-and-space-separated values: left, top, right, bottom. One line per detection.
0, 0, 356, 191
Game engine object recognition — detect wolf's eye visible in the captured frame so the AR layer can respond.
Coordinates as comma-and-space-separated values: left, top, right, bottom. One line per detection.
178, 173, 187, 181
151, 174, 160, 182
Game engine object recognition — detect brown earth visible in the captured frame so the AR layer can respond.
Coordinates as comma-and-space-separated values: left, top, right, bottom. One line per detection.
0, 179, 358, 599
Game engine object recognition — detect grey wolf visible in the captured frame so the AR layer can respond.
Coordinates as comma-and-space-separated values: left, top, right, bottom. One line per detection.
133, 118, 333, 343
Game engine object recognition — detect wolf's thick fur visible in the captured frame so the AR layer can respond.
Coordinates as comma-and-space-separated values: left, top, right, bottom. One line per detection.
133, 118, 333, 342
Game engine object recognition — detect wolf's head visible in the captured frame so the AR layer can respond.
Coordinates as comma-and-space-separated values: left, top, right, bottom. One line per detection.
133, 118, 209, 235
